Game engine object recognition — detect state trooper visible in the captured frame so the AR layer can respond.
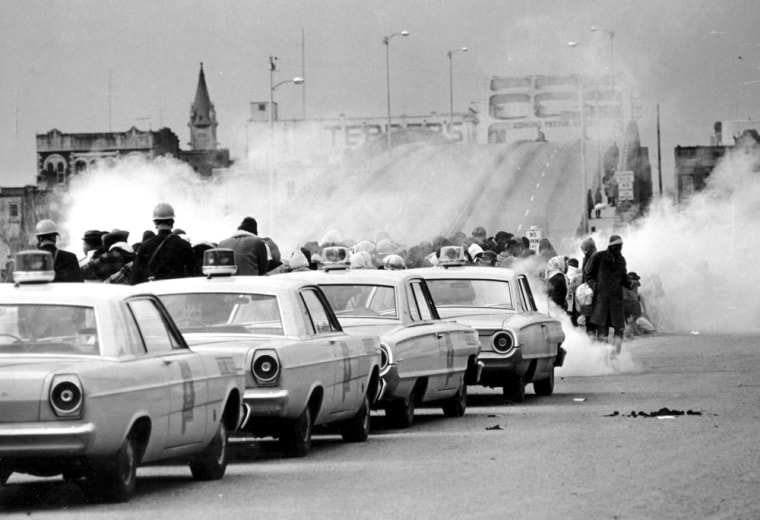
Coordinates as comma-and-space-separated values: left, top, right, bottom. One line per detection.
34, 219, 84, 283
130, 203, 199, 284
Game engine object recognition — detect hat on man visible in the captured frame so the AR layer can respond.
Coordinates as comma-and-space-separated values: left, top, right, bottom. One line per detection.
103, 232, 122, 250
608, 235, 623, 246
82, 229, 103, 241
238, 217, 258, 235
471, 226, 487, 238
110, 229, 130, 241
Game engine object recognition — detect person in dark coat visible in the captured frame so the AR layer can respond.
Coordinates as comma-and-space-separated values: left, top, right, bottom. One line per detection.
587, 189, 594, 220
579, 237, 598, 335
585, 234, 633, 356
34, 219, 84, 283
544, 255, 569, 315
130, 203, 199, 284
218, 217, 269, 276
594, 188, 603, 218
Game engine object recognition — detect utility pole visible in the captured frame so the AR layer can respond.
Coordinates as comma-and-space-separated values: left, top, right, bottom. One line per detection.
657, 104, 663, 195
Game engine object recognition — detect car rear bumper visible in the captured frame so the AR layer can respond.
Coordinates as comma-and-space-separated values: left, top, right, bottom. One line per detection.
0, 422, 95, 457
243, 388, 290, 418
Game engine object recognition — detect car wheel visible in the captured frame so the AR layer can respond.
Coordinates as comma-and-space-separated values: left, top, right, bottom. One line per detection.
340, 394, 371, 442
386, 391, 415, 429
99, 435, 138, 503
280, 405, 312, 457
442, 382, 467, 418
533, 368, 555, 396
503, 376, 526, 403
190, 421, 228, 480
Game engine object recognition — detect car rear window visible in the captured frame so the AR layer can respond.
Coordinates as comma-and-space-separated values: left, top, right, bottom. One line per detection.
159, 293, 284, 336
426, 279, 514, 310
0, 304, 100, 355
320, 284, 397, 319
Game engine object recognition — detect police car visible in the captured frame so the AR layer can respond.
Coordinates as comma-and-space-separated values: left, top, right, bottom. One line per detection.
0, 251, 245, 502
286, 247, 482, 428
416, 246, 566, 402
146, 248, 383, 457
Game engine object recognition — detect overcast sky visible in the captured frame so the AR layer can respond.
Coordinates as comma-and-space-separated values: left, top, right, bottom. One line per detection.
2, 0, 760, 190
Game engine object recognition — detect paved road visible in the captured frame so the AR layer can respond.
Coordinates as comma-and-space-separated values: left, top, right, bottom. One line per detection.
3, 332, 759, 519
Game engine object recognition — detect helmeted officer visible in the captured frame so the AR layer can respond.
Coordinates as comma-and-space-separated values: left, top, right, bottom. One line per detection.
34, 219, 84, 283
129, 203, 199, 284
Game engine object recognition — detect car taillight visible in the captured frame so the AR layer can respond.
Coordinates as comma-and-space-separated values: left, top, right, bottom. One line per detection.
491, 331, 515, 354
50, 375, 83, 418
379, 342, 393, 376
251, 350, 280, 384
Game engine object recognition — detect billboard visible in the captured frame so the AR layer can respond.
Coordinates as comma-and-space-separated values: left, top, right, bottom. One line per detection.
479, 74, 624, 144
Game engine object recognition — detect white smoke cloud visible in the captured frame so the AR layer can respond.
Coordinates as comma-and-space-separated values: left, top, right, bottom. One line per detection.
56, 139, 760, 339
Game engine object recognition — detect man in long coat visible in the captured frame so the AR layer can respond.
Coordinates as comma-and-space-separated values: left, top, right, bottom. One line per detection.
585, 234, 633, 355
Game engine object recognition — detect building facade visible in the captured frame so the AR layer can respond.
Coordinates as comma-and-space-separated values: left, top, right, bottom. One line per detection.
36, 127, 181, 190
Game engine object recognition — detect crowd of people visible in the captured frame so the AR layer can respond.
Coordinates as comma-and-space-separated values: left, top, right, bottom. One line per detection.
8, 202, 658, 355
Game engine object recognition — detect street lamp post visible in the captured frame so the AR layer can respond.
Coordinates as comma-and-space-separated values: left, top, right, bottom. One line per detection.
578, 76, 589, 234
268, 55, 304, 230
569, 41, 603, 192
383, 30, 410, 157
447, 47, 468, 138
591, 26, 615, 97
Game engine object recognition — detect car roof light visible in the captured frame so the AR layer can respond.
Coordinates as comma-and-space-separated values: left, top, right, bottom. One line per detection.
321, 246, 351, 271
202, 248, 237, 277
13, 250, 55, 284
438, 245, 466, 268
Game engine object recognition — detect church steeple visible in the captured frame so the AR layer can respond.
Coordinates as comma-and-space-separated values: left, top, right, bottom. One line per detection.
188, 62, 218, 151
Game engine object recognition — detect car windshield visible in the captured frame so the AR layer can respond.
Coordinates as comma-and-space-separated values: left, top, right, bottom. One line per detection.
159, 293, 284, 335
0, 304, 100, 355
426, 279, 514, 310
320, 284, 397, 318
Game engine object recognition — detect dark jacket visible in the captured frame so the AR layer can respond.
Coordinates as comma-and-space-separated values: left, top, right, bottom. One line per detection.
39, 244, 84, 283
130, 230, 199, 284
586, 249, 632, 329
218, 230, 268, 276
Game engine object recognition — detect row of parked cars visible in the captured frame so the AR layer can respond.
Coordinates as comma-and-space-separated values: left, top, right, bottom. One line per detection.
0, 246, 565, 502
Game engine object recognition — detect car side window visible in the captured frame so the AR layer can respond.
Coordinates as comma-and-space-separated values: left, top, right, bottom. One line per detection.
410, 281, 433, 321
127, 298, 182, 354
300, 289, 337, 335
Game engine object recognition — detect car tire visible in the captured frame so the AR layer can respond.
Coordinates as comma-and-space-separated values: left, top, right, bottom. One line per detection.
340, 394, 371, 442
386, 391, 415, 429
190, 421, 228, 480
280, 405, 312, 457
442, 382, 467, 418
503, 376, 526, 403
99, 434, 138, 503
533, 368, 555, 396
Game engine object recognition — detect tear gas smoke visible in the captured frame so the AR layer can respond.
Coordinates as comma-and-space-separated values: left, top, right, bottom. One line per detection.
56, 141, 760, 343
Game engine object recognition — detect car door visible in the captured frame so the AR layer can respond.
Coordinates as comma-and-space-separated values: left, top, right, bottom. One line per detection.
406, 280, 453, 395
516, 275, 557, 358
127, 297, 209, 449
298, 288, 355, 418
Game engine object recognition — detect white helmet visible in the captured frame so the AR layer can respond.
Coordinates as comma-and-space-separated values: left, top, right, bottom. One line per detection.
152, 202, 175, 221
34, 219, 59, 236
383, 254, 406, 270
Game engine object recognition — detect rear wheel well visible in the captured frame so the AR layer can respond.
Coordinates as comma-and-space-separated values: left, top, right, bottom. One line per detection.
308, 387, 323, 421
222, 390, 241, 431
412, 378, 428, 403
367, 367, 380, 404
129, 417, 151, 462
